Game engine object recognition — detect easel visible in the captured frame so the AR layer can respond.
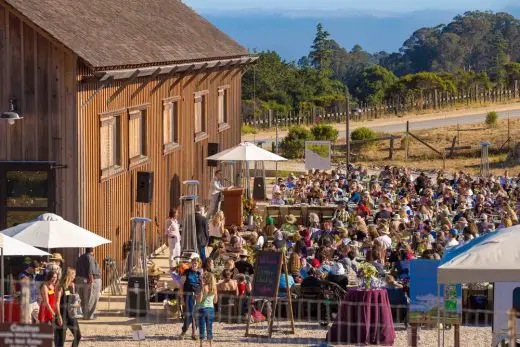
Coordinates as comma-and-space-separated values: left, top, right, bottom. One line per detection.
245, 251, 296, 338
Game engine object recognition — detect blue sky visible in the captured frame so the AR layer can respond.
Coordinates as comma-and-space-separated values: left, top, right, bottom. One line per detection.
184, 0, 514, 13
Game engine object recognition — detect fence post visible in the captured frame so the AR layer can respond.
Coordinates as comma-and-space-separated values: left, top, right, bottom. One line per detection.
389, 137, 394, 159
405, 121, 409, 162
515, 80, 519, 99
268, 109, 273, 128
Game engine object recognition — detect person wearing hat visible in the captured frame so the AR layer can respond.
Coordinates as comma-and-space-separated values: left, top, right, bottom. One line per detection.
235, 249, 254, 276
447, 229, 459, 247
375, 225, 392, 249
270, 190, 285, 206
273, 230, 286, 250
48, 253, 64, 280
327, 262, 349, 288
281, 214, 297, 235
263, 216, 277, 237
333, 202, 349, 224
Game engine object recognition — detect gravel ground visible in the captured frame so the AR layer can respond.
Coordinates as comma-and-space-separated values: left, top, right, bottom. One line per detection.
75, 318, 493, 346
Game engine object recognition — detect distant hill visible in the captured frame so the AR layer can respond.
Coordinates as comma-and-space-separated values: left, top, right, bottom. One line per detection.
204, 10, 460, 60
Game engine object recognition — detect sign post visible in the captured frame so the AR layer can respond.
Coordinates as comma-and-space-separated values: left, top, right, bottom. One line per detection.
245, 251, 295, 338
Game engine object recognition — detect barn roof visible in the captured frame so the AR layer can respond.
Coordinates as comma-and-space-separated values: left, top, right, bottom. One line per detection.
4, 0, 249, 69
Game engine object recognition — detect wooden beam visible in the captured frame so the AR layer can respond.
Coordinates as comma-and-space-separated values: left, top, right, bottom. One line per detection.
81, 76, 114, 108
107, 70, 140, 104
197, 61, 222, 87
408, 132, 443, 156
183, 63, 208, 87
131, 67, 160, 99
210, 60, 236, 83
150, 66, 181, 95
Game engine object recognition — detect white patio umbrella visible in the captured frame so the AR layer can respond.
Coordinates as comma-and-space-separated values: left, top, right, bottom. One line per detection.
206, 142, 287, 196
0, 234, 50, 323
1, 213, 111, 249
206, 141, 287, 162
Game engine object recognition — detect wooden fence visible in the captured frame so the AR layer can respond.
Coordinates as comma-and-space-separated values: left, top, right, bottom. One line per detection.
243, 83, 520, 129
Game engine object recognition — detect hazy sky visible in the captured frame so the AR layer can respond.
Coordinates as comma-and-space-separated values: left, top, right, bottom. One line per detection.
184, 0, 513, 13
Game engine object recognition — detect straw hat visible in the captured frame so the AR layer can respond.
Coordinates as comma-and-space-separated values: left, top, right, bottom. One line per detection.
378, 225, 390, 235
49, 253, 64, 262
285, 214, 297, 224
239, 249, 249, 257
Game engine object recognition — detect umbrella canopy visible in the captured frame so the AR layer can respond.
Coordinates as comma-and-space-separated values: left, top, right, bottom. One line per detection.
206, 142, 287, 162
1, 213, 111, 249
0, 234, 50, 257
438, 225, 520, 284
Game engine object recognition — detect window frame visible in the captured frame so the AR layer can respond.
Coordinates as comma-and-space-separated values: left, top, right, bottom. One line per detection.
163, 96, 182, 154
218, 85, 231, 132
194, 90, 209, 142
127, 104, 150, 169
99, 109, 124, 180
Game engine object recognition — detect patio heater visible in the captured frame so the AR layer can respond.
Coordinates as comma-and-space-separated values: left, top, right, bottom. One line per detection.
180, 195, 198, 258
183, 180, 200, 199
125, 217, 151, 317
480, 141, 490, 177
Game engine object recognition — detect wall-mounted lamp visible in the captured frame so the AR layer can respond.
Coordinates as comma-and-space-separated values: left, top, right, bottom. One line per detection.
1, 98, 23, 126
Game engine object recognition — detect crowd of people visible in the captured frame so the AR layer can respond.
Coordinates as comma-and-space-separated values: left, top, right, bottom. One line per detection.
13, 248, 102, 347
167, 165, 519, 344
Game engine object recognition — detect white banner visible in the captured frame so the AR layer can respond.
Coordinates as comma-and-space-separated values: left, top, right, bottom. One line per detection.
305, 141, 331, 170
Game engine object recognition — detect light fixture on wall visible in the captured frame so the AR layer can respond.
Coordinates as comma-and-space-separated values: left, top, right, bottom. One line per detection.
1, 98, 23, 125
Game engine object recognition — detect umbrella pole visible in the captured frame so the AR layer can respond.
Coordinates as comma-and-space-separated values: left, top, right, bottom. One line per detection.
1, 247, 4, 323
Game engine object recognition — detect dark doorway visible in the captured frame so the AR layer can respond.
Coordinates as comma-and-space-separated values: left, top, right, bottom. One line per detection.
0, 162, 56, 229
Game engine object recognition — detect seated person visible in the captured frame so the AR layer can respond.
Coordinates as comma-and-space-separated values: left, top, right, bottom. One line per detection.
271, 190, 285, 205
301, 267, 322, 290
224, 259, 239, 279
263, 217, 277, 237
217, 269, 239, 296
327, 262, 349, 288
333, 203, 350, 224
278, 267, 295, 297
226, 236, 243, 255
280, 214, 298, 235
273, 230, 287, 250
235, 250, 254, 275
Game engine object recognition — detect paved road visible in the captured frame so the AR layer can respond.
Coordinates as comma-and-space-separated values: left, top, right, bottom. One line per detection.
340, 108, 520, 138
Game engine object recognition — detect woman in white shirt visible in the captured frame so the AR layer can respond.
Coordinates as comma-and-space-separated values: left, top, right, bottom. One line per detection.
208, 211, 225, 245
165, 208, 181, 271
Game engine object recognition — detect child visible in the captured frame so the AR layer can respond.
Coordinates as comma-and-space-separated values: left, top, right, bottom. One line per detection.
236, 274, 251, 296
180, 258, 202, 340
198, 272, 218, 346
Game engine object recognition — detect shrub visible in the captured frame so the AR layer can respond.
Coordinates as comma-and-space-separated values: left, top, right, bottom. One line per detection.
279, 126, 314, 159
485, 111, 498, 128
351, 127, 377, 141
241, 124, 258, 135
311, 124, 339, 141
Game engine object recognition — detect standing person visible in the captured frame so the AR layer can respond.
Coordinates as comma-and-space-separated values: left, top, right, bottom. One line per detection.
18, 261, 40, 322
75, 248, 101, 320
180, 258, 203, 340
208, 170, 225, 217
195, 205, 209, 262
165, 208, 181, 271
208, 211, 224, 246
198, 271, 218, 346
38, 271, 58, 325
55, 268, 82, 347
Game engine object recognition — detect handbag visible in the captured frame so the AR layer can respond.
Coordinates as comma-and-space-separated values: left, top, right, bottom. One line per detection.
250, 306, 266, 323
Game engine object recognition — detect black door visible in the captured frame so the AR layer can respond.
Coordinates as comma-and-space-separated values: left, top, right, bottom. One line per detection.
0, 162, 56, 229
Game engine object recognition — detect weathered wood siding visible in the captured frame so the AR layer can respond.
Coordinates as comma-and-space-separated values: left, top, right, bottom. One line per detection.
0, 3, 78, 224
77, 64, 243, 275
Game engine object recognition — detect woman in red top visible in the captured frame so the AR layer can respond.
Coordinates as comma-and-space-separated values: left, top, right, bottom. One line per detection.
38, 270, 58, 324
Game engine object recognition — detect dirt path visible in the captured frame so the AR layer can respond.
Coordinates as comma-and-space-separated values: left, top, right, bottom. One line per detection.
243, 102, 520, 143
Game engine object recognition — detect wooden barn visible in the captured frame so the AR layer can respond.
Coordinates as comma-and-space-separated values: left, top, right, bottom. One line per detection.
0, 0, 254, 276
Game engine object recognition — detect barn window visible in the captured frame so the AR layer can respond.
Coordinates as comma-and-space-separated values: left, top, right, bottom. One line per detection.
163, 96, 181, 153
218, 86, 230, 131
128, 106, 148, 167
100, 113, 122, 178
194, 90, 209, 142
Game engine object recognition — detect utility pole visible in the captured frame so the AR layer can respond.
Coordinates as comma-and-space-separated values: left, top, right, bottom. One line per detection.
346, 92, 350, 173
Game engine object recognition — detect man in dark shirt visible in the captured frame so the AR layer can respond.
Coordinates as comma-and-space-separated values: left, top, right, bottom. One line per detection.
235, 250, 254, 275
195, 204, 209, 262
75, 247, 101, 320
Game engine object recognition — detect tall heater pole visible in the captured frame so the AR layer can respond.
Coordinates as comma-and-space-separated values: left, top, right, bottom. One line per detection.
346, 92, 350, 173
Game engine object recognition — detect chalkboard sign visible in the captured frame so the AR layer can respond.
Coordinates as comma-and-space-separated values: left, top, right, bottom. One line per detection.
251, 251, 283, 298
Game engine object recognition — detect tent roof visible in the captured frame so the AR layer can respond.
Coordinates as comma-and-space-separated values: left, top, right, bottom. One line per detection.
0, 234, 50, 257
1, 213, 111, 248
206, 142, 287, 162
438, 225, 520, 284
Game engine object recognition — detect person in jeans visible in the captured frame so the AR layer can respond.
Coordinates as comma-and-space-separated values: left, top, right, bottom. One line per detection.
180, 258, 202, 340
198, 271, 218, 346
55, 268, 81, 347
75, 248, 102, 320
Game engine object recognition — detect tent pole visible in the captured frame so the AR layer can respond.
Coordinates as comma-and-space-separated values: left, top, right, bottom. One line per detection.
1, 247, 4, 323
437, 283, 441, 347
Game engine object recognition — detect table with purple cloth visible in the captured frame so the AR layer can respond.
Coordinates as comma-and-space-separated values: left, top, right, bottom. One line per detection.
327, 288, 396, 345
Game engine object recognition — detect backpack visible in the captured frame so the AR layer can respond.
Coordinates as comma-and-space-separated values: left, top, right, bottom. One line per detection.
66, 293, 82, 319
